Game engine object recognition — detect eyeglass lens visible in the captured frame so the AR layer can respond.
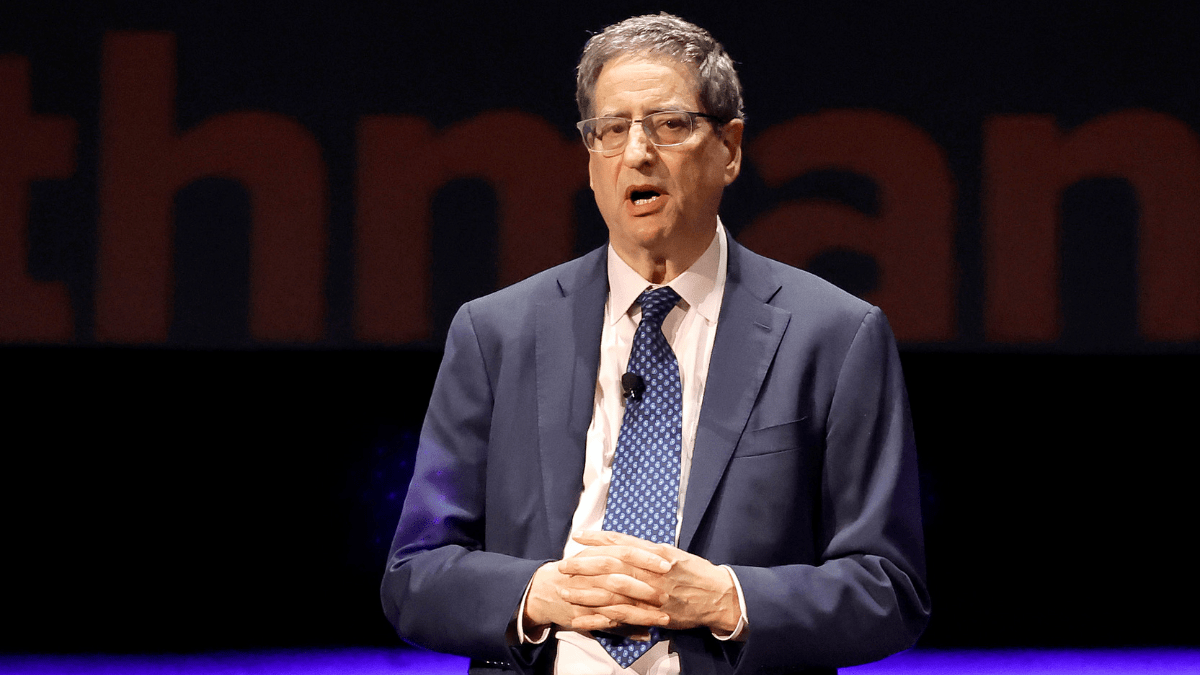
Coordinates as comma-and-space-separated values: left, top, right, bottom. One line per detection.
582, 112, 696, 152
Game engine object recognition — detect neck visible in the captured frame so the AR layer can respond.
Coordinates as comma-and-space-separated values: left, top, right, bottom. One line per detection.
627, 255, 690, 285
612, 229, 715, 285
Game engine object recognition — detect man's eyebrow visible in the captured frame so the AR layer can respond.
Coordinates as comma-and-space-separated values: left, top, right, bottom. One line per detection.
597, 105, 688, 118
597, 106, 633, 118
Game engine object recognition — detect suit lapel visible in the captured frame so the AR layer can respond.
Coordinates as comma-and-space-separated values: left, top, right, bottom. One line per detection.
535, 249, 607, 551
679, 240, 790, 551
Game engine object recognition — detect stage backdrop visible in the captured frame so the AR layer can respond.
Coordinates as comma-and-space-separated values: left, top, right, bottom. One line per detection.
3, 1, 1199, 352
2, 0, 1197, 658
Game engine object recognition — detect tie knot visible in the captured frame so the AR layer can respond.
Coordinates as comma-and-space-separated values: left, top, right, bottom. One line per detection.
636, 287, 681, 328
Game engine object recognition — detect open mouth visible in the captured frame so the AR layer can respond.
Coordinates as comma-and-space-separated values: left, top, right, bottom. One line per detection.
629, 189, 662, 205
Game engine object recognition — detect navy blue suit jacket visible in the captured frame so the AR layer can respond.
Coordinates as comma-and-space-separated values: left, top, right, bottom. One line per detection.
382, 238, 930, 674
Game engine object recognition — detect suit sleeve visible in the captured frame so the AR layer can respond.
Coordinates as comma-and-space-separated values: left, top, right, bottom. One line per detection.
380, 303, 551, 668
730, 306, 931, 671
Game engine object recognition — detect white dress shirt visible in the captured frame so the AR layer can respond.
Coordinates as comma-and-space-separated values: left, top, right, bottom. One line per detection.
520, 223, 746, 675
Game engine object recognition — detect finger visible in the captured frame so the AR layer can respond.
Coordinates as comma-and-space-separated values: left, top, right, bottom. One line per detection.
560, 578, 667, 607
571, 605, 670, 631
560, 559, 674, 602
559, 565, 667, 603
573, 532, 680, 568
570, 538, 673, 573
559, 552, 669, 579
574, 530, 661, 550
571, 616, 655, 641
569, 613, 619, 632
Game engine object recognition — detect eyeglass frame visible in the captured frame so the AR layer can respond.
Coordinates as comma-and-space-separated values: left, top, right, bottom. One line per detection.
575, 111, 726, 155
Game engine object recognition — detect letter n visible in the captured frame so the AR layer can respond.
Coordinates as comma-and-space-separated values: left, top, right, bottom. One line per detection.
355, 112, 586, 343
984, 111, 1200, 342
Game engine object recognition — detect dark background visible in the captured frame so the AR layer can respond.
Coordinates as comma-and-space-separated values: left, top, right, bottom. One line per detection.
3, 0, 1197, 655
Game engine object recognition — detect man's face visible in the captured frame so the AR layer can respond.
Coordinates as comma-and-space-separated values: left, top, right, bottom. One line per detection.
588, 54, 743, 266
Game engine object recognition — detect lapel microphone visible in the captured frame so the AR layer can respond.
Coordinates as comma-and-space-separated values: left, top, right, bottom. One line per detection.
621, 373, 645, 401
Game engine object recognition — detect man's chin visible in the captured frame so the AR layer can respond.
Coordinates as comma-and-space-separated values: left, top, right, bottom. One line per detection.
612, 225, 675, 258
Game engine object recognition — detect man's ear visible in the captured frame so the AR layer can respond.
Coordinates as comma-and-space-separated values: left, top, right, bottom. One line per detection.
721, 118, 744, 185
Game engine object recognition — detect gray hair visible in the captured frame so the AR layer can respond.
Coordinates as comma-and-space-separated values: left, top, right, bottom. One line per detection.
576, 13, 744, 124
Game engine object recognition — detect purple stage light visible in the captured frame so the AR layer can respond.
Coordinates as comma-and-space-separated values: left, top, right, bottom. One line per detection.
1, 648, 1197, 674
842, 648, 1200, 674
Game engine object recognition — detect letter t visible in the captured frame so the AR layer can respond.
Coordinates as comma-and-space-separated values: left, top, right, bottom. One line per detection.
0, 56, 76, 342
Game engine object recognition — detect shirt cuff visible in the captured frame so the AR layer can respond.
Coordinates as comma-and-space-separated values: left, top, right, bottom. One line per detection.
515, 564, 553, 645
712, 565, 749, 641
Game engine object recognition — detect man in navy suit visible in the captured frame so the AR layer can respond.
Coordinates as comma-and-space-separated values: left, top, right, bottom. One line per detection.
382, 13, 929, 675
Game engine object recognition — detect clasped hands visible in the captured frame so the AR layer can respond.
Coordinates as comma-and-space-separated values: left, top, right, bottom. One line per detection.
522, 530, 741, 640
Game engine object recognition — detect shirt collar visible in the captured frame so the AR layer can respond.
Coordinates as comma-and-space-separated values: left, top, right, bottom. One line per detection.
606, 219, 727, 326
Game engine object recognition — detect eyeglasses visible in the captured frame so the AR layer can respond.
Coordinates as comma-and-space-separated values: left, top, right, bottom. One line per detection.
576, 111, 723, 155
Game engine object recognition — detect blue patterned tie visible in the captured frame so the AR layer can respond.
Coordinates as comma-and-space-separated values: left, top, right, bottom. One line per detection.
596, 286, 682, 668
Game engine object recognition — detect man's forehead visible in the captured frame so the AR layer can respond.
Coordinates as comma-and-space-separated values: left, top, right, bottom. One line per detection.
593, 54, 700, 114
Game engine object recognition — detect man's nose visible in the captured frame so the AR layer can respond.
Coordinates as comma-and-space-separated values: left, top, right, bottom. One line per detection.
622, 121, 656, 165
